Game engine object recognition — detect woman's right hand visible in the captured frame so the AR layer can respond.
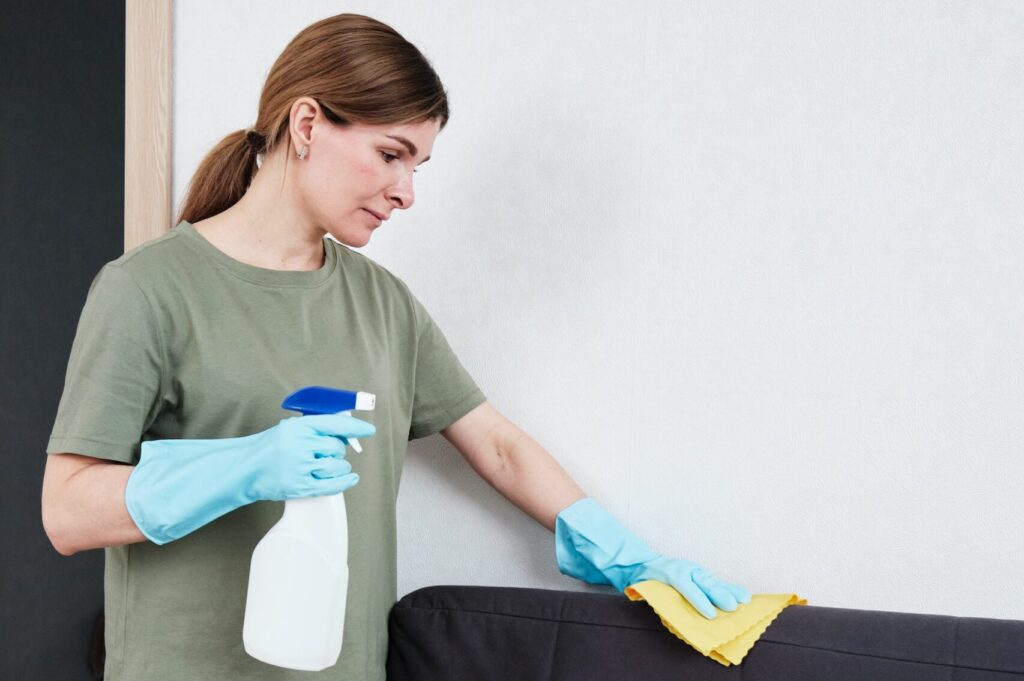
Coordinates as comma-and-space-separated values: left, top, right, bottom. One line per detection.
246, 413, 377, 500
124, 413, 376, 545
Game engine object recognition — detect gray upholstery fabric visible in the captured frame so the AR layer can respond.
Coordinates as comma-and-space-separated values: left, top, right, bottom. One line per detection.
387, 586, 1024, 680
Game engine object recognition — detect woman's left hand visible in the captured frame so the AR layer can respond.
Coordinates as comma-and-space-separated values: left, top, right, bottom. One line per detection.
554, 497, 751, 619
631, 556, 751, 619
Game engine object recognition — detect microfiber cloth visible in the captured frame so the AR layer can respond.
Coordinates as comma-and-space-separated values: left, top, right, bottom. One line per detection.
625, 580, 807, 666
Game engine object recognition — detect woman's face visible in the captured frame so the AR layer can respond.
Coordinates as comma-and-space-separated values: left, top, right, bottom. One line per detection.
299, 116, 441, 248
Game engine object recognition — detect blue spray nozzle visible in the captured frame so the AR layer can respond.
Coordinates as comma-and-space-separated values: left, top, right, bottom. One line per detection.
282, 386, 376, 453
281, 386, 375, 416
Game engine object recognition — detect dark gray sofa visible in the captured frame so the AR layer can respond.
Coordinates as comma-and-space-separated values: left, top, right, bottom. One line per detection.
386, 585, 1024, 680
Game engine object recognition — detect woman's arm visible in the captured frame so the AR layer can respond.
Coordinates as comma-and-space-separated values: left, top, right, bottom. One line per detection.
441, 401, 585, 531
41, 453, 147, 555
443, 402, 751, 617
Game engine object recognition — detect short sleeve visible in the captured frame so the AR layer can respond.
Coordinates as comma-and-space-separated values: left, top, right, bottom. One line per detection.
46, 264, 166, 463
407, 293, 486, 441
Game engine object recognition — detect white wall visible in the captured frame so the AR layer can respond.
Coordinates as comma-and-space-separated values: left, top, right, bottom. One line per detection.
175, 1, 1024, 620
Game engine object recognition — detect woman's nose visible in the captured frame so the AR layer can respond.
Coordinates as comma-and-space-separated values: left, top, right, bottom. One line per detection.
388, 172, 415, 210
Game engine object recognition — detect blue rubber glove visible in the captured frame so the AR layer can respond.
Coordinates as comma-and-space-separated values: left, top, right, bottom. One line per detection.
555, 497, 751, 619
125, 413, 375, 545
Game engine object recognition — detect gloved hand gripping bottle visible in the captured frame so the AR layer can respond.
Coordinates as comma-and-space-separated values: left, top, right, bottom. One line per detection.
242, 386, 376, 671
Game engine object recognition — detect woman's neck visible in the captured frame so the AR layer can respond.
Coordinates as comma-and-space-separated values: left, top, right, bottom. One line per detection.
191, 166, 326, 272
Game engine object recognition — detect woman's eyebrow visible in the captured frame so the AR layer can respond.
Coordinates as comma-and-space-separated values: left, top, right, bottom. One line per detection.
385, 135, 431, 164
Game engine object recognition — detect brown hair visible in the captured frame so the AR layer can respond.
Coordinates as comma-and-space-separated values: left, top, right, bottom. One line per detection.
175, 13, 449, 225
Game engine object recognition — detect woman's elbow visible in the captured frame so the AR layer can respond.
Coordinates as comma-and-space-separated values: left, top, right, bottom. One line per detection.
41, 496, 77, 556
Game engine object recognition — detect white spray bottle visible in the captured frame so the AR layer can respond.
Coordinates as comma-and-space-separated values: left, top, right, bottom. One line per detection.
242, 385, 375, 671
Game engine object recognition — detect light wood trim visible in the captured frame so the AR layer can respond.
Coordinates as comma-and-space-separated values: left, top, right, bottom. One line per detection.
125, 0, 173, 253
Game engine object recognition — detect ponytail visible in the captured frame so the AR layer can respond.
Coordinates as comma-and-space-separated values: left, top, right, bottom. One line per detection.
176, 130, 258, 225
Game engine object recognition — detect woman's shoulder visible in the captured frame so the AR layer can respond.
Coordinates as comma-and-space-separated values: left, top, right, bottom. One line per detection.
328, 238, 414, 298
87, 224, 199, 300
107, 223, 193, 273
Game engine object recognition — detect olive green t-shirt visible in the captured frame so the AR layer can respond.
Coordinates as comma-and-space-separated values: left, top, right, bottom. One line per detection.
46, 220, 486, 681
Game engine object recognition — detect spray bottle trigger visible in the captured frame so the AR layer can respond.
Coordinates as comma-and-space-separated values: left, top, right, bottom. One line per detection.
338, 410, 363, 453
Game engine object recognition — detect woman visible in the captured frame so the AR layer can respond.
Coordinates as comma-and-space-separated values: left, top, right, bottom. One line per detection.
41, 13, 749, 681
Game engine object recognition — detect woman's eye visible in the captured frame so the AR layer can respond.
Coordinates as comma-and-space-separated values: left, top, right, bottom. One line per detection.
380, 150, 417, 173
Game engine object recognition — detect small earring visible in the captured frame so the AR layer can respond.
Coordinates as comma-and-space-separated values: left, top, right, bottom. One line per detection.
297, 146, 308, 160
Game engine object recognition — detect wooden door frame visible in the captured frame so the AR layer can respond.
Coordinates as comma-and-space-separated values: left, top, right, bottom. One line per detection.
125, 0, 173, 252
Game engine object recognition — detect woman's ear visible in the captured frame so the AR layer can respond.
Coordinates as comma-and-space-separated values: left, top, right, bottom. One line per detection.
287, 97, 320, 152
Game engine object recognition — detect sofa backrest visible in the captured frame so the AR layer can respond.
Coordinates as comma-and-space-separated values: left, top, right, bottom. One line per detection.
387, 585, 1024, 680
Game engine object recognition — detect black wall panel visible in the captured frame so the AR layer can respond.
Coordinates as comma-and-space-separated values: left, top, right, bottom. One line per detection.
1, 2, 126, 678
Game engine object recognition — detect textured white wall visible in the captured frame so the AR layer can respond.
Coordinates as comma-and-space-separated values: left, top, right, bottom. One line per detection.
175, 1, 1024, 620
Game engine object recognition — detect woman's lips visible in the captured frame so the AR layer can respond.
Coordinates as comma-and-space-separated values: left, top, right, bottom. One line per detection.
362, 208, 382, 226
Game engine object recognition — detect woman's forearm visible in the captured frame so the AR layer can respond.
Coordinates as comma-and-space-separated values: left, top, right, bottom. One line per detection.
42, 455, 147, 555
487, 426, 586, 532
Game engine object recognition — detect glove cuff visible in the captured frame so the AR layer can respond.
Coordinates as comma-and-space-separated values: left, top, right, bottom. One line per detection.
555, 498, 614, 586
554, 497, 660, 591
125, 436, 260, 545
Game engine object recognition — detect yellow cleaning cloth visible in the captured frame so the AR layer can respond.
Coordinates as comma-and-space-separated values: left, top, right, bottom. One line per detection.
624, 580, 806, 666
